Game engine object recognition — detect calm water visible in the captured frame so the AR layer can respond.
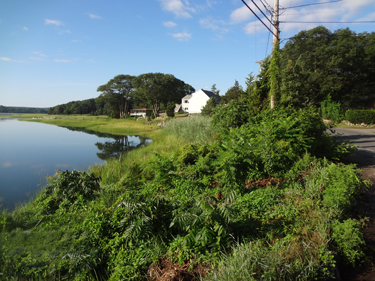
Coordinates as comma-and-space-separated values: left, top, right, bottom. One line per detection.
0, 118, 151, 210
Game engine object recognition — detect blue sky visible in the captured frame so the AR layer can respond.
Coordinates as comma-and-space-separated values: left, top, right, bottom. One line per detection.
0, 0, 374, 107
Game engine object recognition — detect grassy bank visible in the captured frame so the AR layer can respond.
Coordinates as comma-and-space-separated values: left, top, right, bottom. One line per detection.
0, 110, 368, 280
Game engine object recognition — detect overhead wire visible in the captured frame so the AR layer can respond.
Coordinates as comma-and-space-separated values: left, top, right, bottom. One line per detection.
240, 0, 279, 39
249, 0, 274, 26
280, 20, 375, 24
283, 0, 342, 9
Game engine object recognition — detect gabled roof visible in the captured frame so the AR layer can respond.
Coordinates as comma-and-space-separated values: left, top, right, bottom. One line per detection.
182, 94, 192, 100
201, 89, 221, 101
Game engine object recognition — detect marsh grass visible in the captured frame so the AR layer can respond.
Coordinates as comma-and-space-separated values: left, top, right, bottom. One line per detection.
163, 116, 214, 144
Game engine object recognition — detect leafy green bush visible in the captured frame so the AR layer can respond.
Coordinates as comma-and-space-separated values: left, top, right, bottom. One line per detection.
211, 98, 251, 134
332, 219, 365, 266
320, 94, 344, 123
201, 97, 219, 117
166, 102, 175, 117
37, 170, 101, 213
345, 109, 375, 125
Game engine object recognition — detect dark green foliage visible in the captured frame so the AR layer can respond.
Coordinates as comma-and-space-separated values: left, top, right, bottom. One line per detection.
320, 94, 344, 123
133, 72, 194, 117
211, 98, 252, 135
222, 80, 245, 104
38, 170, 101, 214
0, 105, 48, 114
97, 74, 135, 118
201, 97, 219, 116
166, 102, 175, 117
245, 72, 269, 116
48, 98, 97, 115
345, 109, 375, 125
279, 26, 375, 108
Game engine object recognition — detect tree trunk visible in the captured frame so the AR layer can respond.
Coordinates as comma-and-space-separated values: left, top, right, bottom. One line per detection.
153, 104, 159, 117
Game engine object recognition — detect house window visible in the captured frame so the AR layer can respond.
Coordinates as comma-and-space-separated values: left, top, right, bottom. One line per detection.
185, 107, 188, 110
184, 100, 189, 103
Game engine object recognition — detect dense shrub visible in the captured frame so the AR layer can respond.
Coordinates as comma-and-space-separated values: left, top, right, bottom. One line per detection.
211, 98, 252, 134
320, 94, 344, 123
345, 109, 375, 125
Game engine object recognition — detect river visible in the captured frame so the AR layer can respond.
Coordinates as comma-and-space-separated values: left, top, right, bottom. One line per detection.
0, 118, 151, 210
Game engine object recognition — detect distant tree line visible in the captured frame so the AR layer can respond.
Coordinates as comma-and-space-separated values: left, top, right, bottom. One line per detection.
48, 72, 195, 118
0, 105, 48, 114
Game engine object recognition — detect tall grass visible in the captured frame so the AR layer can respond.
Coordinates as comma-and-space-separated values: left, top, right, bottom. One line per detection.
163, 116, 214, 144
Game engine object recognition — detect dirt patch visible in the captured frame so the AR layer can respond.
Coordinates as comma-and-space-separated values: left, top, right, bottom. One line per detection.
147, 256, 210, 281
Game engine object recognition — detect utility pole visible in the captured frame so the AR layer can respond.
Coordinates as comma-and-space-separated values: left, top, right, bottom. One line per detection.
270, 0, 279, 109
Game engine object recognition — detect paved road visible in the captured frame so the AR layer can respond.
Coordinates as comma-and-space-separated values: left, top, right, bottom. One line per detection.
332, 127, 375, 166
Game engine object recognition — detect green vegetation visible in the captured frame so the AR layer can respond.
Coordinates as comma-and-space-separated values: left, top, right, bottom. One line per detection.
2, 25, 374, 281
345, 109, 375, 125
320, 94, 344, 124
48, 72, 195, 118
0, 106, 48, 114
0, 105, 365, 280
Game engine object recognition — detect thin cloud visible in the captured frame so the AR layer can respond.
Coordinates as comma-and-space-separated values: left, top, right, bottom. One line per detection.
54, 59, 75, 63
89, 14, 102, 19
164, 21, 177, 27
169, 32, 192, 41
59, 30, 71, 34
0, 57, 13, 61
45, 19, 64, 26
158, 0, 195, 18
29, 57, 44, 61
200, 17, 229, 34
33, 51, 46, 57
23, 26, 28, 31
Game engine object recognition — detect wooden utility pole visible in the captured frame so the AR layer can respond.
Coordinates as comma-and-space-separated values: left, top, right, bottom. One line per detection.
270, 0, 280, 109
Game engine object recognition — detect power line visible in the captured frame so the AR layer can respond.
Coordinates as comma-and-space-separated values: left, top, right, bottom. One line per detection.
240, 0, 279, 39
259, 0, 273, 15
280, 20, 375, 23
249, 0, 274, 26
283, 0, 342, 10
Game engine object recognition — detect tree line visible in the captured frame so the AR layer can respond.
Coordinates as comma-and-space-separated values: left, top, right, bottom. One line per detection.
0, 105, 48, 114
48, 73, 194, 118
203, 26, 375, 116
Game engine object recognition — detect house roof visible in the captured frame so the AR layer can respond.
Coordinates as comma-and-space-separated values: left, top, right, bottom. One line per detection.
201, 89, 221, 101
182, 94, 192, 100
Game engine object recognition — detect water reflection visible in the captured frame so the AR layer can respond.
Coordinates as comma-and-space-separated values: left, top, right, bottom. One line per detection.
60, 126, 152, 160
0, 119, 152, 210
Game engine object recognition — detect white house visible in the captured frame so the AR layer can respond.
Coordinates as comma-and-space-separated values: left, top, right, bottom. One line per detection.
178, 89, 220, 114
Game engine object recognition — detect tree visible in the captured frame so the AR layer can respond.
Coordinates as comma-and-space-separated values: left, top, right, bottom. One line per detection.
166, 102, 175, 117
222, 80, 245, 104
133, 72, 194, 117
245, 73, 268, 116
211, 84, 220, 98
97, 74, 135, 118
279, 26, 375, 108
201, 97, 219, 116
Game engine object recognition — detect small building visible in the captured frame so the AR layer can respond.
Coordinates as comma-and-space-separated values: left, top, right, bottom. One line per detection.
179, 89, 220, 114
130, 108, 152, 118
